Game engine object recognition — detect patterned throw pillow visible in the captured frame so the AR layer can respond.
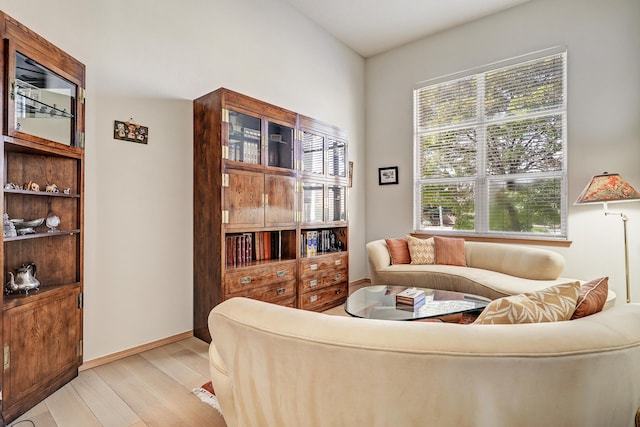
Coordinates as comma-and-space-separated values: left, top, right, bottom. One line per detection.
385, 238, 411, 264
473, 281, 581, 325
434, 236, 466, 266
406, 236, 435, 265
571, 277, 608, 319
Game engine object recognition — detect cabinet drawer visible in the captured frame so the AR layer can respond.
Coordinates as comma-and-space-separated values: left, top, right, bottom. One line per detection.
300, 253, 348, 277
300, 283, 348, 311
225, 262, 296, 293
228, 280, 296, 302
299, 267, 347, 292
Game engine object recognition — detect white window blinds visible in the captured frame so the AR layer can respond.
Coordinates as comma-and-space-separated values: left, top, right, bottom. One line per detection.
414, 50, 567, 238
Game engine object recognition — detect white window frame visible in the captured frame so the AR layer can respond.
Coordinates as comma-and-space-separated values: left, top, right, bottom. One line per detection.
413, 47, 568, 239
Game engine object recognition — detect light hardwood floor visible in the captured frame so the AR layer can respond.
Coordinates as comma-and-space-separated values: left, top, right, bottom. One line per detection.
9, 283, 367, 427
9, 337, 227, 427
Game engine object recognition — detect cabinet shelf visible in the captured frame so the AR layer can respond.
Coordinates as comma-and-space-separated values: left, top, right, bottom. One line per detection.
3, 229, 81, 242
4, 188, 80, 198
3, 282, 81, 310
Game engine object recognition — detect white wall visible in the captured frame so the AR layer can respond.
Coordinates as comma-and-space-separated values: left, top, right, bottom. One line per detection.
365, 0, 640, 303
0, 0, 366, 361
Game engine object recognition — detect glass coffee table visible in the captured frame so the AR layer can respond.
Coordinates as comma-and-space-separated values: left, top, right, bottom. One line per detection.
345, 285, 490, 321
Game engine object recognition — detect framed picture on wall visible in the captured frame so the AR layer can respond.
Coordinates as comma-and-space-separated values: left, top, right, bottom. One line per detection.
378, 166, 398, 185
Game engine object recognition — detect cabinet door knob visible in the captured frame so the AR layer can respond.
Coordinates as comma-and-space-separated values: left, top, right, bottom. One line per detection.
334, 274, 341, 281
334, 289, 342, 295
309, 279, 318, 287
239, 276, 251, 284
310, 264, 318, 271
276, 270, 286, 277
276, 287, 285, 296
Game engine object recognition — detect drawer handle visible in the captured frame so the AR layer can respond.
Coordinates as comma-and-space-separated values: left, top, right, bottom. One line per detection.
335, 259, 342, 266
309, 279, 318, 287
310, 295, 318, 303
276, 287, 286, 296
335, 289, 342, 295
334, 274, 341, 281
310, 264, 318, 271
239, 276, 251, 284
277, 270, 286, 277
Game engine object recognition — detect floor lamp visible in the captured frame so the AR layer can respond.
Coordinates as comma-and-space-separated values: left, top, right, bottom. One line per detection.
575, 172, 640, 303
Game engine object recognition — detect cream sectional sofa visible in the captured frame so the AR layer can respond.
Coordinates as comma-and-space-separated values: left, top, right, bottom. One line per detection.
366, 239, 616, 306
208, 297, 640, 427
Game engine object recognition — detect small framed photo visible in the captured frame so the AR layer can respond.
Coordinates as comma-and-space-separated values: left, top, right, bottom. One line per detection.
378, 166, 398, 185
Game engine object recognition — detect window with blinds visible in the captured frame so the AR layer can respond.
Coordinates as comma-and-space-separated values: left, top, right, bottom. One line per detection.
414, 50, 567, 238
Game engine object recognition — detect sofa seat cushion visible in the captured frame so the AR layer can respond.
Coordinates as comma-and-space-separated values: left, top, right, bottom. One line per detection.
375, 264, 576, 301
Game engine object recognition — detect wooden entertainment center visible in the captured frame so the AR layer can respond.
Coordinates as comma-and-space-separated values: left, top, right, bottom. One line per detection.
0, 12, 85, 422
193, 88, 349, 342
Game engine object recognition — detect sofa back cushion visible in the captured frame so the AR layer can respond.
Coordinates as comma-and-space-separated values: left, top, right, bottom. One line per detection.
406, 236, 435, 265
464, 241, 564, 280
385, 238, 411, 264
434, 236, 466, 266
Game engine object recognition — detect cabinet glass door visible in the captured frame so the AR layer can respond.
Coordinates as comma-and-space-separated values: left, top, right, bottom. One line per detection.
228, 110, 262, 164
327, 185, 347, 222
12, 52, 77, 146
302, 183, 324, 223
327, 139, 347, 178
302, 131, 324, 175
267, 122, 294, 170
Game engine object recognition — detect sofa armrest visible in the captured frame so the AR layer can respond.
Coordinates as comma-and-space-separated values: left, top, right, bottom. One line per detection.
366, 240, 392, 285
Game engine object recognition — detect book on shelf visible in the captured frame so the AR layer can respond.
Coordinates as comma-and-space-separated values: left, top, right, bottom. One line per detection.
396, 287, 426, 306
225, 233, 254, 266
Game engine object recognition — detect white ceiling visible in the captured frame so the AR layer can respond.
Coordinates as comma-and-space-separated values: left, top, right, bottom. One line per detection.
282, 0, 530, 57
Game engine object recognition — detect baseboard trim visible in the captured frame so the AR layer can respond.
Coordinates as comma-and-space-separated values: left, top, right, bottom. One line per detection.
80, 280, 372, 371
80, 330, 194, 371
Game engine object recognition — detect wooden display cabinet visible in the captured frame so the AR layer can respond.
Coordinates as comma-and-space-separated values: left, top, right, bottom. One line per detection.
0, 12, 85, 422
298, 115, 349, 312
193, 89, 349, 342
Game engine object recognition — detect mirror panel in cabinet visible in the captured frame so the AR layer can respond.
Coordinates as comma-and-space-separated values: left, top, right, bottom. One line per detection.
302, 183, 324, 223
327, 139, 347, 178
13, 52, 77, 146
302, 131, 324, 175
327, 185, 347, 222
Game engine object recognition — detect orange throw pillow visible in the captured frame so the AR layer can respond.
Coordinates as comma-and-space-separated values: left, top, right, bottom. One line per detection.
434, 236, 466, 266
385, 238, 411, 264
571, 277, 608, 319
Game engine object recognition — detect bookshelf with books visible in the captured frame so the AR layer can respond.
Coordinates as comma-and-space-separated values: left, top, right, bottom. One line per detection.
193, 88, 349, 342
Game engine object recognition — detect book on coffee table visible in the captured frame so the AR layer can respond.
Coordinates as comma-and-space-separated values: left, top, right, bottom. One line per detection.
396, 287, 426, 306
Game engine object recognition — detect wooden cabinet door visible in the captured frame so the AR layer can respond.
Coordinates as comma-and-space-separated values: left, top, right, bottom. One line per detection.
2, 286, 81, 417
224, 169, 264, 229
265, 174, 297, 227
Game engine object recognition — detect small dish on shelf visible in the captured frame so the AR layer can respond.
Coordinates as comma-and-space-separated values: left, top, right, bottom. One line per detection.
11, 218, 44, 228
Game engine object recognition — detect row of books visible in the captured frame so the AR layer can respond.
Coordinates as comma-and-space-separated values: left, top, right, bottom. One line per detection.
300, 229, 341, 257
228, 140, 260, 164
225, 231, 283, 266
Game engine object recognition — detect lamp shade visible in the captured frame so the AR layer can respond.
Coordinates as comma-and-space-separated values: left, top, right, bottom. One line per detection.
575, 172, 640, 204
